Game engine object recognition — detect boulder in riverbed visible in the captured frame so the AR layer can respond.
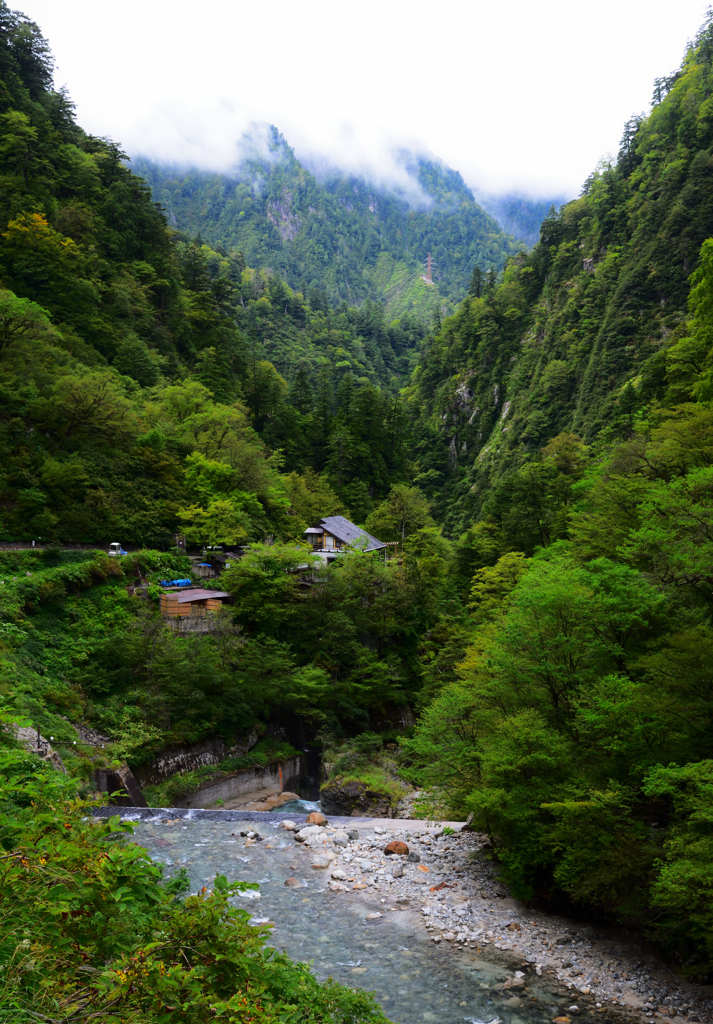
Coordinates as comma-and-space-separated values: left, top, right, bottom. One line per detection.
311, 852, 335, 869
502, 973, 526, 989
306, 811, 327, 825
294, 825, 323, 842
384, 840, 409, 856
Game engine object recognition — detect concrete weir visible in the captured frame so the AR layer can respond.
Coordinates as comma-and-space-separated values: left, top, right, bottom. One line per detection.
94, 806, 465, 830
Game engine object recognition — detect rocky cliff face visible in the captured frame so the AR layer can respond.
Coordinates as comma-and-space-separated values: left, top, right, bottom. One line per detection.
267, 187, 303, 242
132, 729, 259, 789
320, 780, 395, 817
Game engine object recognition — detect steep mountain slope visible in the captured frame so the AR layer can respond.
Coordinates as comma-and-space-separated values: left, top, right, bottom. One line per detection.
0, 7, 419, 546
409, 17, 713, 532
133, 132, 524, 316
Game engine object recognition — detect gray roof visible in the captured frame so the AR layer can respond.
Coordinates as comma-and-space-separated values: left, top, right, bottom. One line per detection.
164, 589, 231, 604
320, 515, 385, 552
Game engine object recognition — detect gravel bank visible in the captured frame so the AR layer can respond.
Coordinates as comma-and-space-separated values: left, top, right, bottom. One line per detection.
280, 820, 713, 1024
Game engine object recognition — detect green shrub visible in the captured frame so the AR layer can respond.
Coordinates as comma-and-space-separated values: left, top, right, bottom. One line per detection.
643, 761, 713, 979
0, 747, 389, 1023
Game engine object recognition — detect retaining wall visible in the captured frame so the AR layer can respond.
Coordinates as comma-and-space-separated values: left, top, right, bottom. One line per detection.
174, 754, 306, 809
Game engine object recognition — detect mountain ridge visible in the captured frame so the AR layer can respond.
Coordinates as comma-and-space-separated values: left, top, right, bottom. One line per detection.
132, 127, 527, 317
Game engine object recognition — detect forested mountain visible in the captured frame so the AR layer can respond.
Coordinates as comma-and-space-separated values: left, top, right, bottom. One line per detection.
134, 135, 523, 317
0, 14, 431, 547
399, 12, 713, 976
409, 28, 713, 533
5, 0, 713, 1002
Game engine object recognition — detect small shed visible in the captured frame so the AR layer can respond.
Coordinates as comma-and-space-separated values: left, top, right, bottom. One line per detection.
160, 588, 231, 619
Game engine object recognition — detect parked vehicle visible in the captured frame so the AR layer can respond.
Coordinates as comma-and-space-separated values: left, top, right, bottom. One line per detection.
108, 542, 127, 557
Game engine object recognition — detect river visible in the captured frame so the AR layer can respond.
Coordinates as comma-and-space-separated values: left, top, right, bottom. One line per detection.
123, 811, 607, 1024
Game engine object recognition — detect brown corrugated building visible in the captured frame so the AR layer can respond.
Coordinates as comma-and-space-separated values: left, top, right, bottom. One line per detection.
159, 588, 231, 619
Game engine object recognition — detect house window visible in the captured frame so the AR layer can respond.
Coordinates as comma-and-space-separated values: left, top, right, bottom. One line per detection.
324, 534, 334, 549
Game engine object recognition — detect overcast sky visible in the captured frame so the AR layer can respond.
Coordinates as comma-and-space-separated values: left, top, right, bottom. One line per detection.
16, 0, 711, 199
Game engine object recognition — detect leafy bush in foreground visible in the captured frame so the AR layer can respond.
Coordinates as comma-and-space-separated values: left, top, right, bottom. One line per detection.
0, 748, 388, 1023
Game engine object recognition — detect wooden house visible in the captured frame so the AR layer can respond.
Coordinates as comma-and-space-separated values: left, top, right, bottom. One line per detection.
304, 515, 385, 563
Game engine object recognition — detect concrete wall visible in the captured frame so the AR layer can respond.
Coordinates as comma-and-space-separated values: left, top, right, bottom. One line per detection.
174, 754, 306, 809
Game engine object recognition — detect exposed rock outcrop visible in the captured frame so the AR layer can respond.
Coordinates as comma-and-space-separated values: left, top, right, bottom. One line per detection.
12, 726, 67, 773
132, 729, 259, 789
320, 780, 395, 817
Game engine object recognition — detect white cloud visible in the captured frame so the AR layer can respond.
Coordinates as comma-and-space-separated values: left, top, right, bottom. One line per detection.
17, 0, 711, 199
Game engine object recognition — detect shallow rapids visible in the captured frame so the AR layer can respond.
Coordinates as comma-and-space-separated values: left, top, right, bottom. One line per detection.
129, 816, 604, 1024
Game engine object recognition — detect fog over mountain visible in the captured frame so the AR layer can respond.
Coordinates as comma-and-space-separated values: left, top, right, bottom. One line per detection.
16, 0, 710, 199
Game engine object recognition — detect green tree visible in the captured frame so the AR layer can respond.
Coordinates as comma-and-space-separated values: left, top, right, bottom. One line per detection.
364, 484, 433, 543
468, 551, 529, 622
177, 498, 251, 548
221, 542, 316, 636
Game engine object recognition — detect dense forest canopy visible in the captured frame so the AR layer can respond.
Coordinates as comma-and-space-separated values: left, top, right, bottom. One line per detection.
0, 13, 431, 546
4, 0, 713, 1006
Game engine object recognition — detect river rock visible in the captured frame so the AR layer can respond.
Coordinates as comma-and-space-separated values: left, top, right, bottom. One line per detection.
384, 840, 409, 856
406, 851, 420, 862
280, 820, 297, 831
284, 877, 301, 887
294, 825, 323, 842
365, 912, 382, 920
331, 867, 347, 880
332, 831, 349, 847
306, 811, 327, 825
346, 829, 359, 840
359, 860, 376, 873
390, 861, 404, 877
311, 852, 335, 869
329, 880, 348, 892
